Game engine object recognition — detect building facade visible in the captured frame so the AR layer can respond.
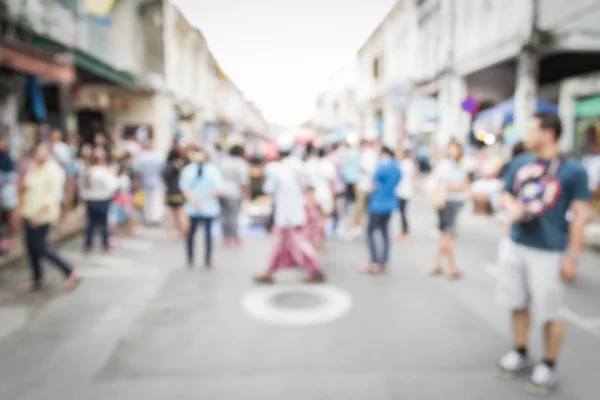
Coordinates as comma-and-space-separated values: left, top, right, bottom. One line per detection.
1, 0, 263, 156
356, 0, 417, 147
313, 63, 359, 132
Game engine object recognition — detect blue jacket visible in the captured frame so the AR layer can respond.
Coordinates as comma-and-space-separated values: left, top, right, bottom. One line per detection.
368, 156, 401, 214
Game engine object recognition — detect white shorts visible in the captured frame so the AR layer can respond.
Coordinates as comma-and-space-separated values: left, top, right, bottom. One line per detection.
496, 238, 564, 324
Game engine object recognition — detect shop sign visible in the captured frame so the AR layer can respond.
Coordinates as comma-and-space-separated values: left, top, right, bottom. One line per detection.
389, 84, 409, 110
0, 41, 74, 83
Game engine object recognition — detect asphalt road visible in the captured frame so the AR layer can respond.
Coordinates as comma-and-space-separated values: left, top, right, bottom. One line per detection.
0, 198, 599, 400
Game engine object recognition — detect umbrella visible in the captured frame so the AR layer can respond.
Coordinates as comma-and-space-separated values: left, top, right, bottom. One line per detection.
293, 128, 317, 144
263, 140, 278, 160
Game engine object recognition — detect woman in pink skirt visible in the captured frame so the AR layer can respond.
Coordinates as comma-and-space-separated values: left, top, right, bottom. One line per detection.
254, 134, 325, 284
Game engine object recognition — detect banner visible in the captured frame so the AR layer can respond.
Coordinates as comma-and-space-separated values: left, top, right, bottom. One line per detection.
84, 0, 116, 16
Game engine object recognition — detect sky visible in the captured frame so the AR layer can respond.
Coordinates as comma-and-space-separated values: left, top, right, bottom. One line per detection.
172, 0, 397, 126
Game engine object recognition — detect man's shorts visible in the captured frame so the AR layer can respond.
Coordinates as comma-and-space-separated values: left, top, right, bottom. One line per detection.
353, 190, 369, 221
496, 238, 564, 324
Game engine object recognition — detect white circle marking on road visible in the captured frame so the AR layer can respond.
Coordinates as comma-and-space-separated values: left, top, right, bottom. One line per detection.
241, 285, 353, 326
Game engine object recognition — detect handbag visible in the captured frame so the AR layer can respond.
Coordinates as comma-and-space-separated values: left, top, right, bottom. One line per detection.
133, 191, 144, 208
425, 175, 447, 210
428, 183, 448, 210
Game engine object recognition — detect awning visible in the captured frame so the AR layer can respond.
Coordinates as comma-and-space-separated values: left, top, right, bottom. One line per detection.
0, 40, 74, 83
575, 95, 600, 118
31, 36, 135, 88
474, 97, 558, 128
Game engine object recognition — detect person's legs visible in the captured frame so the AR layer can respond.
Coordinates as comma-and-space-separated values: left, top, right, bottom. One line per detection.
288, 226, 324, 281
366, 213, 379, 266
443, 202, 463, 277
98, 200, 111, 250
496, 240, 530, 377
431, 209, 446, 273
143, 189, 157, 225
398, 198, 409, 236
84, 201, 100, 251
165, 206, 178, 238
380, 213, 391, 266
36, 224, 77, 290
220, 198, 234, 240
265, 227, 286, 275
525, 249, 565, 392
203, 217, 214, 266
186, 216, 200, 267
174, 207, 188, 236
344, 183, 355, 214
24, 222, 43, 287
230, 198, 242, 240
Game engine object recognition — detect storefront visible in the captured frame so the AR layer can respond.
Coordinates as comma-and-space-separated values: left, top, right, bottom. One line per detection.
574, 94, 600, 154
0, 38, 74, 155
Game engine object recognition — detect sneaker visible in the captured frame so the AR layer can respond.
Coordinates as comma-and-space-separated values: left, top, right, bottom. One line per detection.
495, 350, 529, 378
525, 363, 557, 394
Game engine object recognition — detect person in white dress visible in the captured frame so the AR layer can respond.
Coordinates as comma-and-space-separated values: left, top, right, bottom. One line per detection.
395, 149, 416, 242
349, 131, 379, 238
304, 147, 336, 246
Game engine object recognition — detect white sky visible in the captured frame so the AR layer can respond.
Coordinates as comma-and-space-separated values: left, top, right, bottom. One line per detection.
172, 0, 396, 126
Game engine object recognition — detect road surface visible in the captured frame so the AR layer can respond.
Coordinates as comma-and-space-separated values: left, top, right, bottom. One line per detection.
0, 197, 599, 399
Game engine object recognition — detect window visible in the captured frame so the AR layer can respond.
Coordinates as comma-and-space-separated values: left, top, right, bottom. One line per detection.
373, 57, 381, 80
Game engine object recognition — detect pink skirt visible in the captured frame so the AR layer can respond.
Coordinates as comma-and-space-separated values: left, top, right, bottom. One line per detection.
267, 227, 321, 275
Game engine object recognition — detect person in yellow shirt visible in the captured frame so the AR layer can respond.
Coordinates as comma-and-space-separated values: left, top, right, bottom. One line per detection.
20, 143, 79, 292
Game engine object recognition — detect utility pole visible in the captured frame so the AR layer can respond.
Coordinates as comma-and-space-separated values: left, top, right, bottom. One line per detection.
514, 0, 540, 142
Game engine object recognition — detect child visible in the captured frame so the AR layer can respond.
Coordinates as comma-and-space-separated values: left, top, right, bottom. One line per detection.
303, 185, 320, 246
110, 165, 134, 236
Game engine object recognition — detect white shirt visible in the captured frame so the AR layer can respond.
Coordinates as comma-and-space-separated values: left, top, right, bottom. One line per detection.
117, 175, 132, 193
357, 147, 378, 192
121, 140, 141, 158
79, 165, 118, 201
51, 141, 71, 168
304, 157, 336, 214
396, 158, 416, 199
272, 156, 306, 227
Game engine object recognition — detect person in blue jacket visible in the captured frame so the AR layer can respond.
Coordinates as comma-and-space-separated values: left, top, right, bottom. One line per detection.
360, 146, 401, 273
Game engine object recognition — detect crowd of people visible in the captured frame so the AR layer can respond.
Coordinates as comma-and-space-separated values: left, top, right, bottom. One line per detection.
2, 110, 592, 394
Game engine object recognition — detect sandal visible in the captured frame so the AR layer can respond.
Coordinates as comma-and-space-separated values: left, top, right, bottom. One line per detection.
61, 272, 81, 293
18, 281, 44, 293
448, 270, 463, 280
254, 273, 274, 284
305, 272, 326, 283
430, 267, 443, 276
359, 264, 379, 274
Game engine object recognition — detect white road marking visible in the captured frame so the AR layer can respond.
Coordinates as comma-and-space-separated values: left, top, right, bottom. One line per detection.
560, 308, 600, 339
586, 318, 600, 329
241, 285, 353, 327
77, 268, 158, 278
117, 238, 154, 252
62, 251, 132, 269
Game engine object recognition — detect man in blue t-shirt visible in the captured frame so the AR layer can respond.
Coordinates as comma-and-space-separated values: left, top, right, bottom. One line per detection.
360, 146, 400, 274
496, 112, 589, 394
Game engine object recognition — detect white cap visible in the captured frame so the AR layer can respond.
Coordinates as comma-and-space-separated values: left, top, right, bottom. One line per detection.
275, 133, 295, 152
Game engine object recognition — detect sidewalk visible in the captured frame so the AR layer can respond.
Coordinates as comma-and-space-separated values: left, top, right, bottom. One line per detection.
0, 207, 85, 269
